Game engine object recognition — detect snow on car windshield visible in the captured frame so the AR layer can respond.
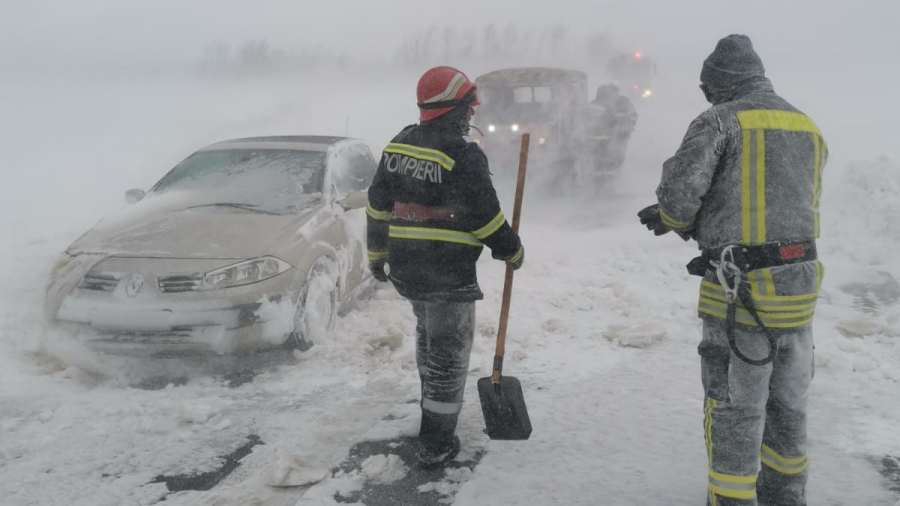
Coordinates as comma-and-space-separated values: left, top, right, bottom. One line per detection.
150, 149, 326, 213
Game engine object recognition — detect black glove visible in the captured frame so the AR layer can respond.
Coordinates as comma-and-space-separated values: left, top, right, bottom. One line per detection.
675, 230, 697, 242
506, 246, 524, 271
369, 261, 389, 282
637, 204, 671, 236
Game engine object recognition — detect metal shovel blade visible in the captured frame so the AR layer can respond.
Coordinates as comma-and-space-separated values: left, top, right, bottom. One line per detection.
477, 376, 532, 440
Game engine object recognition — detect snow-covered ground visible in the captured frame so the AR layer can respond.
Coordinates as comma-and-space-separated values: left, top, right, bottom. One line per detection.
1, 74, 898, 506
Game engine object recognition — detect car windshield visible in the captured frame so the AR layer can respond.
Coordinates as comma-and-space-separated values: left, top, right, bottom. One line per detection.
150, 148, 326, 214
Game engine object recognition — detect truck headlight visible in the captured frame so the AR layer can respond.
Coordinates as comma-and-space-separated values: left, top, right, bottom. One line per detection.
203, 257, 292, 290
488, 124, 496, 133
511, 124, 520, 132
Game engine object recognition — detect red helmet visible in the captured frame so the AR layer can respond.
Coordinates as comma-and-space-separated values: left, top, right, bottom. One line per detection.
416, 66, 480, 122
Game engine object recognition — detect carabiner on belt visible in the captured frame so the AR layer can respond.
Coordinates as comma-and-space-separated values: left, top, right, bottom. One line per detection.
713, 245, 742, 303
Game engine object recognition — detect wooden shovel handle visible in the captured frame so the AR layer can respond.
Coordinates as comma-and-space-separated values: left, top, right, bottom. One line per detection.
492, 133, 529, 382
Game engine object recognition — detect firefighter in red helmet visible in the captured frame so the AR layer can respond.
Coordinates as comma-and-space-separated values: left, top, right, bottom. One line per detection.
367, 66, 524, 468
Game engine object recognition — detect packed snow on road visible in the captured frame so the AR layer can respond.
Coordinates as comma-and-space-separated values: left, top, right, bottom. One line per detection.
1, 3, 899, 506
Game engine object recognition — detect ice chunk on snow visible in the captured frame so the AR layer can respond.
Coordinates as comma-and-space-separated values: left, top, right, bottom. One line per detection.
366, 327, 405, 350
418, 479, 460, 496
602, 322, 667, 348
836, 317, 885, 339
266, 453, 328, 487
361, 454, 407, 484
181, 401, 221, 424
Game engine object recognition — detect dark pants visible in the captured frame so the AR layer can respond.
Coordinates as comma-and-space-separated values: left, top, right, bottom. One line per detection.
700, 320, 814, 506
411, 301, 476, 450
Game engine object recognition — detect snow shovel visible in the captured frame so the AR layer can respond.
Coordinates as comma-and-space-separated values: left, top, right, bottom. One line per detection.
477, 133, 532, 441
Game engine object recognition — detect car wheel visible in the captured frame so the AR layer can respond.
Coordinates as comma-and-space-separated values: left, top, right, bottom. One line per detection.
285, 259, 339, 351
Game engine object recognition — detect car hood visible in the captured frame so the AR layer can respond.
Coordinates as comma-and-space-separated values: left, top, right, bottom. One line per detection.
67, 192, 320, 259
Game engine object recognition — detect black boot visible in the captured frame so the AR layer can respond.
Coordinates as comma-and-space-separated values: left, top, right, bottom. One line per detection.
417, 410, 461, 468
417, 435, 460, 469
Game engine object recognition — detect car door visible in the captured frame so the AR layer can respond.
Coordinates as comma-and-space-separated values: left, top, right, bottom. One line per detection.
328, 142, 378, 304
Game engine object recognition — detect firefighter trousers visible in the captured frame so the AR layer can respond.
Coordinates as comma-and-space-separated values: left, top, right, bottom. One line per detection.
700, 319, 814, 506
411, 301, 476, 450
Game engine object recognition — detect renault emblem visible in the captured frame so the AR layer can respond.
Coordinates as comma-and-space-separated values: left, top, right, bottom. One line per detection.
125, 274, 144, 297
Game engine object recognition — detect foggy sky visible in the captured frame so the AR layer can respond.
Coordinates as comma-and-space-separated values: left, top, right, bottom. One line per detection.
2, 0, 897, 72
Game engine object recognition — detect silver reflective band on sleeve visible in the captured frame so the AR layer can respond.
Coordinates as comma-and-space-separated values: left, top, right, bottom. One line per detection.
367, 204, 392, 222
472, 211, 506, 240
422, 398, 462, 415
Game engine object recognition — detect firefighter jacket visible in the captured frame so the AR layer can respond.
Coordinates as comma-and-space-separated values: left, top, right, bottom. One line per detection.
366, 121, 522, 302
586, 95, 637, 142
656, 77, 827, 331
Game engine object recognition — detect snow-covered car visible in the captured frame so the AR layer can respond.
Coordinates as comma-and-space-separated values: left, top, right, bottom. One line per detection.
43, 135, 377, 357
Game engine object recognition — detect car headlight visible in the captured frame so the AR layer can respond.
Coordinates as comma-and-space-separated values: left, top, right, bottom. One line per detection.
511, 124, 520, 132
488, 124, 496, 133
203, 257, 292, 290
642, 89, 653, 98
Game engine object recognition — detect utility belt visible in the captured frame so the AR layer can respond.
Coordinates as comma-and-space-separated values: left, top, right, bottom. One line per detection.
687, 240, 817, 277
687, 240, 817, 367
393, 202, 459, 222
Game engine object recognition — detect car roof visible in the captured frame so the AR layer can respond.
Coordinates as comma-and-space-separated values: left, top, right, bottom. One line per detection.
199, 135, 360, 153
475, 67, 588, 88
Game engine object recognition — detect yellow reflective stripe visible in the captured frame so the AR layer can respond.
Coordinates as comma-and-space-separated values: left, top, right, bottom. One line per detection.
708, 484, 756, 500
699, 289, 818, 310
708, 470, 757, 500
741, 132, 752, 244
698, 306, 814, 329
749, 269, 763, 297
699, 292, 816, 312
709, 470, 757, 485
367, 250, 388, 261
761, 445, 808, 465
742, 129, 766, 244
389, 226, 482, 247
755, 130, 766, 244
700, 296, 816, 321
737, 110, 821, 135
659, 208, 696, 230
472, 211, 507, 239
366, 204, 392, 221
507, 247, 524, 265
704, 398, 716, 463
762, 268, 776, 296
701, 280, 819, 302
384, 143, 455, 171
813, 134, 821, 237
760, 445, 809, 475
423, 72, 466, 104
815, 260, 825, 290
443, 74, 467, 102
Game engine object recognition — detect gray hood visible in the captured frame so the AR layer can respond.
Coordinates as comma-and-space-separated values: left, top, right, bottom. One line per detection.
701, 34, 772, 105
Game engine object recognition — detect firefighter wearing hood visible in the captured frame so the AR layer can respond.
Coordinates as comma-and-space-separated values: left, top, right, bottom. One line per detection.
639, 35, 827, 505
366, 66, 524, 468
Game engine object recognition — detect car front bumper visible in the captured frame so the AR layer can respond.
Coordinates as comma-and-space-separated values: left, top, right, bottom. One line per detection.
51, 272, 298, 357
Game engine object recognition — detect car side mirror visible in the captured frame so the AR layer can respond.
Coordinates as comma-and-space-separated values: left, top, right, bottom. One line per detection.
337, 190, 368, 211
125, 188, 146, 204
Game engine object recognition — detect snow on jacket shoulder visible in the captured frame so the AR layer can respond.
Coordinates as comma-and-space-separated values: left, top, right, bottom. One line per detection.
656, 78, 828, 250
657, 78, 828, 331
